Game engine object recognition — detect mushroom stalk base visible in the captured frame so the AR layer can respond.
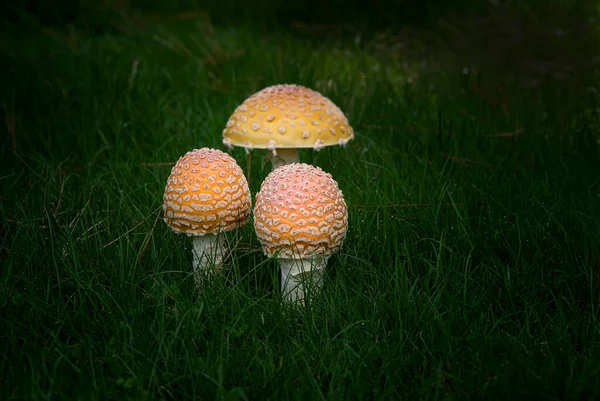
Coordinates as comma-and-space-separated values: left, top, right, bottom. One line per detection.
279, 256, 328, 305
269, 148, 299, 170
192, 233, 226, 291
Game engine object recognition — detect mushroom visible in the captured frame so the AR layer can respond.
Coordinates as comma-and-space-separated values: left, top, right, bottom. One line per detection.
222, 84, 354, 169
163, 148, 252, 290
253, 163, 348, 304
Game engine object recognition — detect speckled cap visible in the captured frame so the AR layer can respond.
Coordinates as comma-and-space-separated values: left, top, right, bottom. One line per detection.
222, 84, 354, 152
163, 148, 252, 236
253, 163, 348, 258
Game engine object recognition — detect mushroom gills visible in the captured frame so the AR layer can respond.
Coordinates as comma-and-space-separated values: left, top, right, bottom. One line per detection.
278, 255, 329, 304
192, 232, 227, 290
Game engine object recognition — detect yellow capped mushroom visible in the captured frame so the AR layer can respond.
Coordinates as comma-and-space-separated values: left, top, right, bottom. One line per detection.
222, 84, 354, 169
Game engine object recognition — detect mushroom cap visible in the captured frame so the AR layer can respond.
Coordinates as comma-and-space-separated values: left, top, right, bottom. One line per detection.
163, 148, 252, 236
222, 84, 354, 152
253, 163, 348, 258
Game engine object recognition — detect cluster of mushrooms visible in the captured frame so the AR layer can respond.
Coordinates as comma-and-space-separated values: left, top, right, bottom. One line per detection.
162, 84, 354, 305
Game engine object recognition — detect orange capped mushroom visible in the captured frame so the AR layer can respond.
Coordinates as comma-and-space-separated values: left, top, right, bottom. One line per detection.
222, 84, 354, 169
163, 148, 251, 289
253, 163, 348, 303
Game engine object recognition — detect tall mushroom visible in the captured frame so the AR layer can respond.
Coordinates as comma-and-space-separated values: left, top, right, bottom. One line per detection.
163, 148, 252, 289
253, 163, 348, 304
222, 84, 354, 170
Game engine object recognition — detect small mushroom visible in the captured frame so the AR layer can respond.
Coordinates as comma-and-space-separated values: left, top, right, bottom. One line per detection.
163, 148, 252, 290
222, 84, 354, 170
253, 163, 348, 304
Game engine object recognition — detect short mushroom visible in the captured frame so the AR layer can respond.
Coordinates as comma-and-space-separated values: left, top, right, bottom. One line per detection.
222, 84, 354, 169
163, 148, 252, 289
253, 163, 348, 304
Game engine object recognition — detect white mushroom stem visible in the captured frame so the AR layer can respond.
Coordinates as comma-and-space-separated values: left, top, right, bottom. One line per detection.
279, 255, 329, 304
192, 233, 226, 290
269, 148, 299, 170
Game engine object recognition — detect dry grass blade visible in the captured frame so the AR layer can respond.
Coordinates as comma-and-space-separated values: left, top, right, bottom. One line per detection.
290, 21, 352, 36
54, 163, 66, 216
189, 33, 245, 72
487, 132, 520, 138
353, 201, 488, 210
69, 198, 91, 233
42, 27, 78, 51
5, 111, 16, 152
246, 152, 252, 183
5, 218, 68, 229
195, 18, 214, 38
276, 47, 283, 76
101, 205, 162, 250
76, 219, 107, 242
197, 43, 219, 68
369, 169, 381, 183
597, 257, 600, 304
138, 210, 161, 261
140, 162, 176, 167
160, 28, 196, 58
234, 243, 263, 254
70, 163, 92, 173
142, 10, 209, 25
442, 153, 495, 167
457, 108, 477, 121
359, 124, 399, 131
63, 218, 108, 257
110, 21, 136, 36
345, 88, 357, 119
128, 59, 141, 91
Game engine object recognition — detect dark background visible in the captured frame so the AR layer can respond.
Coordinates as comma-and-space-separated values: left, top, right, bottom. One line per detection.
3, 0, 596, 30
3, 0, 597, 83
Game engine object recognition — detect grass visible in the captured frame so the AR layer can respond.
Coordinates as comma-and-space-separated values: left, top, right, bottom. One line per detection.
1, 5, 600, 400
